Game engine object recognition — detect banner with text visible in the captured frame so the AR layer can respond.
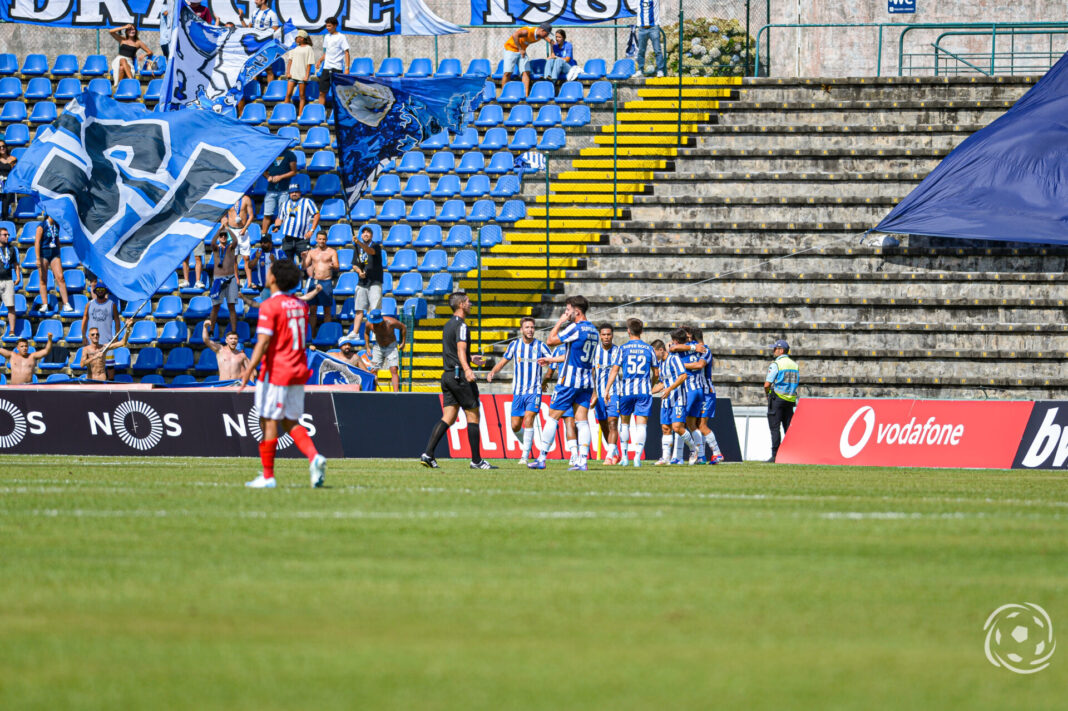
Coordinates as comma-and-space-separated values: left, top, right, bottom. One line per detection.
1012, 401, 1068, 470
470, 0, 635, 26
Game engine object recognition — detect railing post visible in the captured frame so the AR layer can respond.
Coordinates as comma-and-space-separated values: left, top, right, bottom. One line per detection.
612, 82, 618, 222
434, 36, 439, 68
745, 0, 751, 75
677, 4, 684, 148
990, 23, 997, 75
476, 236, 481, 352
545, 153, 551, 293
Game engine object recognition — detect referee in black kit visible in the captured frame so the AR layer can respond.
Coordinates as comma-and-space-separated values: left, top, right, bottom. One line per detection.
421, 292, 497, 470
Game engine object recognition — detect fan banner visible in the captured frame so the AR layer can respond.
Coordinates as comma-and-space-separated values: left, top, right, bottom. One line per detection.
470, 0, 635, 26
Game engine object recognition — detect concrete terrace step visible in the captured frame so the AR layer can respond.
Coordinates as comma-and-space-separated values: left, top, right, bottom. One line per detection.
734, 75, 1036, 102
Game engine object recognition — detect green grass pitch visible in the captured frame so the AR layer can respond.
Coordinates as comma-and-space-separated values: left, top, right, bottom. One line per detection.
0, 455, 1065, 710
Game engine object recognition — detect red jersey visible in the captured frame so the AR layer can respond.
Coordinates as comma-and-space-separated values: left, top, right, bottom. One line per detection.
256, 293, 312, 386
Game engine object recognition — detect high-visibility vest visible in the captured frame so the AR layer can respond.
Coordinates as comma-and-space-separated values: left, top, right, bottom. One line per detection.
771, 355, 799, 402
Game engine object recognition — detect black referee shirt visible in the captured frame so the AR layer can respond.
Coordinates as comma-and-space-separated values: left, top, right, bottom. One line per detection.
442, 315, 468, 370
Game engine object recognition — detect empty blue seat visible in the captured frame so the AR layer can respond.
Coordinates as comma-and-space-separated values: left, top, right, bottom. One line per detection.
413, 225, 442, 247
0, 54, 15, 76
450, 127, 478, 150
556, 81, 584, 104
444, 225, 472, 247
431, 174, 461, 198
398, 151, 426, 173
478, 224, 504, 247
474, 104, 503, 127
457, 151, 485, 174
28, 101, 56, 124
407, 199, 436, 222
81, 55, 108, 77
404, 297, 428, 321
303, 126, 331, 149
392, 272, 423, 296
158, 321, 188, 346
526, 81, 555, 104
307, 150, 336, 173
538, 127, 567, 151
462, 174, 490, 198
260, 79, 286, 101
320, 198, 346, 221
437, 199, 466, 223
496, 200, 526, 223
491, 175, 520, 198
63, 268, 85, 291
468, 199, 496, 222
0, 101, 26, 122
52, 54, 79, 77
87, 78, 111, 96
387, 248, 417, 273
527, 58, 546, 79
21, 54, 48, 76
534, 104, 562, 127
504, 104, 533, 127
128, 321, 158, 345
406, 58, 432, 77
131, 347, 163, 373
427, 151, 455, 174
608, 58, 636, 80
24, 77, 51, 100
33, 318, 63, 344
448, 249, 478, 274
172, 374, 197, 386
480, 127, 508, 151
268, 102, 296, 125
563, 104, 591, 127
384, 224, 412, 247
183, 295, 213, 320
312, 322, 343, 348
420, 129, 449, 150
350, 57, 374, 76
337, 248, 354, 270
45, 373, 72, 382
587, 81, 613, 103
65, 322, 84, 346
377, 57, 403, 77
54, 77, 81, 101
312, 173, 342, 199
155, 271, 179, 295
239, 103, 266, 124
465, 58, 491, 77
114, 78, 141, 101
350, 198, 376, 221
402, 175, 430, 198
486, 151, 514, 175
509, 127, 538, 151
3, 124, 29, 146
0, 77, 21, 100
579, 59, 607, 80
334, 272, 361, 300
424, 273, 454, 297
436, 58, 462, 77
298, 102, 326, 126
194, 349, 218, 373
378, 198, 406, 221
163, 347, 194, 373
498, 81, 526, 104
417, 249, 447, 273
491, 61, 505, 81
112, 347, 131, 371
275, 125, 299, 144
371, 174, 401, 197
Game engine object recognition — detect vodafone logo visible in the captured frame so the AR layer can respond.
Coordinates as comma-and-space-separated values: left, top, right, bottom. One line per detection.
840, 406, 876, 459
838, 406, 967, 459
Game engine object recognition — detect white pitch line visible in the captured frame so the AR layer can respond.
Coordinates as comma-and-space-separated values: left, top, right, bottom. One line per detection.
7, 508, 650, 521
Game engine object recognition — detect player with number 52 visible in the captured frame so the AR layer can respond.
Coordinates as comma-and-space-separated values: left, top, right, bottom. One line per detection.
528, 295, 599, 471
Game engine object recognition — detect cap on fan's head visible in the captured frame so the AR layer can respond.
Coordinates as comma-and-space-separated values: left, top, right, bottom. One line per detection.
288, 182, 301, 193
296, 29, 310, 40
538, 23, 553, 34
367, 309, 383, 324
770, 339, 789, 352
93, 282, 108, 294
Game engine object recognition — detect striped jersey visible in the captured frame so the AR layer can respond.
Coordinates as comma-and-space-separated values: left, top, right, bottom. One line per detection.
503, 338, 551, 395
251, 7, 280, 31
661, 354, 685, 407
676, 344, 709, 392
616, 339, 658, 396
637, 0, 660, 27
555, 320, 598, 388
278, 197, 318, 238
594, 343, 620, 399
702, 346, 716, 395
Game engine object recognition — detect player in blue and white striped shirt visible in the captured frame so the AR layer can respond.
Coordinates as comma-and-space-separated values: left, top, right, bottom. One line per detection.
272, 183, 319, 262
604, 318, 659, 467
592, 324, 622, 464
487, 317, 551, 463
546, 343, 580, 465
650, 339, 675, 465
689, 327, 724, 464
530, 296, 598, 471
659, 329, 706, 464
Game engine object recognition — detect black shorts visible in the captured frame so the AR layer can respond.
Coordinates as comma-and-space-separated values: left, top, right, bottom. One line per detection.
317, 68, 337, 95
39, 246, 60, 263
281, 236, 310, 259
441, 373, 479, 410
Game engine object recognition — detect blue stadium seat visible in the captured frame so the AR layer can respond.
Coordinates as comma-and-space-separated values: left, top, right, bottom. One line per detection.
424, 273, 453, 297
337, 247, 354, 270
480, 127, 508, 151
350, 199, 376, 222
380, 296, 398, 316
496, 200, 526, 224
413, 225, 442, 248
114, 78, 141, 101
526, 81, 555, 104
461, 175, 490, 198
268, 102, 296, 126
384, 224, 412, 247
194, 349, 217, 373
474, 104, 503, 127
51, 54, 78, 77
277, 125, 300, 143
465, 59, 491, 77
376, 57, 403, 77
563, 104, 591, 127
504, 104, 533, 127
14, 196, 40, 219
3, 124, 29, 146
155, 271, 179, 295
81, 55, 108, 77
392, 272, 422, 296
534, 104, 562, 127
406, 58, 432, 78
349, 57, 374, 76
65, 321, 85, 346
437, 199, 466, 223
172, 374, 197, 386
120, 299, 145, 319
183, 295, 212, 320
26, 272, 54, 297
45, 373, 72, 382
407, 199, 436, 222
435, 58, 462, 77
33, 318, 63, 344
163, 347, 194, 373
63, 269, 85, 292
87, 78, 111, 96
450, 127, 478, 150
131, 348, 163, 373
20, 54, 48, 76
67, 294, 88, 318
327, 223, 353, 246
526, 59, 546, 79
468, 199, 496, 222
28, 101, 56, 124
334, 272, 359, 296
320, 198, 346, 222
431, 174, 461, 198
427, 151, 455, 174
587, 81, 613, 103
0, 77, 21, 100
578, 59, 607, 80
297, 102, 326, 126
478, 224, 504, 247
303, 126, 331, 149
509, 127, 538, 151
54, 77, 81, 101
538, 127, 567, 151
491, 61, 504, 81
456, 151, 485, 174
378, 198, 406, 222
239, 103, 266, 124
402, 175, 430, 198
139, 55, 167, 77
417, 249, 447, 273
144, 79, 163, 103
403, 297, 428, 321
128, 321, 158, 345
387, 248, 417, 272
292, 173, 312, 194
608, 58, 636, 80
337, 297, 356, 322
1, 319, 30, 343
498, 81, 526, 104
0, 54, 16, 76
158, 321, 188, 346
312, 322, 343, 348
242, 80, 262, 103
447, 249, 477, 274
262, 80, 288, 102
420, 130, 449, 150
312, 173, 341, 199
0, 101, 26, 122
491, 174, 520, 197
486, 151, 514, 175
307, 150, 336, 173
371, 174, 401, 197
24, 77, 51, 100
556, 81, 584, 104
398, 151, 426, 173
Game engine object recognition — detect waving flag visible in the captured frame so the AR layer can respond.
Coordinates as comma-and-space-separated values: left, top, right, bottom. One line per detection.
333, 74, 485, 207
5, 93, 294, 302
307, 350, 377, 391
158, 4, 292, 112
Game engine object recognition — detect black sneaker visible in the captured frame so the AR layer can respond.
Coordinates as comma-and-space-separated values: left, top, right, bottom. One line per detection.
420, 454, 439, 469
469, 460, 498, 470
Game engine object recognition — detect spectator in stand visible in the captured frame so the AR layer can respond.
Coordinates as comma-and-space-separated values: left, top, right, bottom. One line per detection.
274, 182, 319, 263
158, 0, 174, 57
0, 226, 19, 337
544, 29, 577, 84
203, 320, 251, 382
502, 24, 553, 96
180, 238, 206, 290
0, 335, 52, 385
302, 231, 339, 334
260, 147, 298, 239
366, 308, 406, 393
285, 30, 316, 115
35, 217, 73, 314
187, 0, 215, 25
242, 0, 283, 81
349, 226, 383, 343
108, 24, 153, 87
0, 141, 16, 220
81, 318, 133, 382
224, 191, 255, 288
248, 233, 283, 297
337, 337, 374, 374
208, 229, 241, 339
82, 282, 122, 380
633, 0, 666, 78
316, 17, 350, 107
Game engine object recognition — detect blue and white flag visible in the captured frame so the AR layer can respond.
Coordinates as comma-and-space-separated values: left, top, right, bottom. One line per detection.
333, 73, 486, 207
5, 92, 294, 302
514, 150, 546, 174
157, 4, 292, 112
307, 350, 377, 390
471, 0, 635, 26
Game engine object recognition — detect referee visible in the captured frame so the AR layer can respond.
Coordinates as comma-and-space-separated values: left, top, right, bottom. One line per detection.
421, 292, 497, 469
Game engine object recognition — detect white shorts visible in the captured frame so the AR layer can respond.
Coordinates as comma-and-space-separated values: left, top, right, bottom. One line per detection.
0, 279, 13, 308
229, 228, 252, 257
255, 377, 305, 422
354, 283, 382, 312
371, 341, 399, 370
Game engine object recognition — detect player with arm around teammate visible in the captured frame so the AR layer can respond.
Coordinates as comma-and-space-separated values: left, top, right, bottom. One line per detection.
659, 329, 707, 464
604, 318, 658, 467
591, 323, 622, 464
239, 259, 327, 489
487, 316, 551, 464
544, 343, 579, 465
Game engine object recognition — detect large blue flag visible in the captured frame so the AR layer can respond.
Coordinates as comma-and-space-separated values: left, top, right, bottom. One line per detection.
6, 92, 293, 302
333, 74, 485, 207
874, 51, 1068, 245
307, 350, 377, 390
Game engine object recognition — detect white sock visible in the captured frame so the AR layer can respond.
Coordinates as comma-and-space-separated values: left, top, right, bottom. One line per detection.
629, 423, 647, 458
566, 439, 577, 458
576, 419, 591, 463
521, 427, 534, 458
538, 417, 559, 460
673, 433, 685, 460
705, 429, 722, 456
661, 433, 673, 459
691, 430, 705, 459
606, 443, 618, 458
619, 424, 630, 460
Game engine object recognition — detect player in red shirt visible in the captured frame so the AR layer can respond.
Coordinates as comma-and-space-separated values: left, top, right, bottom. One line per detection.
239, 259, 326, 488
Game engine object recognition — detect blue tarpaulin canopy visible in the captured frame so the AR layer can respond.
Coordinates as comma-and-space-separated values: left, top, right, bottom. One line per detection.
874, 51, 1068, 245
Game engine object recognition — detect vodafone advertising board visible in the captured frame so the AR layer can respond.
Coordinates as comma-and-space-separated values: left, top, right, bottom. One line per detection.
776, 399, 1033, 468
